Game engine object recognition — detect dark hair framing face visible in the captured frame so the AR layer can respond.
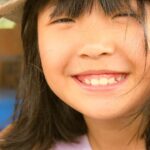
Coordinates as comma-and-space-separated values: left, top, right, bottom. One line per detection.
0, 0, 150, 149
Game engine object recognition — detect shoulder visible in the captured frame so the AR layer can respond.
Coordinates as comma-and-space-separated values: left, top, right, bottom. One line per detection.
51, 135, 92, 150
0, 124, 14, 139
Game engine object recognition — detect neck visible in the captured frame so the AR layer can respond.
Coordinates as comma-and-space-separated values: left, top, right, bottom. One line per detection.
84, 114, 146, 150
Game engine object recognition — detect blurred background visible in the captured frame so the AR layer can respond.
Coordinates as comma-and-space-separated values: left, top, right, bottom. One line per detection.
0, 18, 22, 130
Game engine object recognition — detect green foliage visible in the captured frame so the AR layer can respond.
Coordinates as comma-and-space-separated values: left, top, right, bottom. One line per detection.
0, 17, 16, 29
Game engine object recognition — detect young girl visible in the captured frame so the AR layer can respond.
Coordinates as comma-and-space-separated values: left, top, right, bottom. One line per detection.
0, 0, 150, 149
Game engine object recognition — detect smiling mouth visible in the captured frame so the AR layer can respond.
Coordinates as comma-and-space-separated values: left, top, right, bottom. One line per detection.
72, 71, 128, 91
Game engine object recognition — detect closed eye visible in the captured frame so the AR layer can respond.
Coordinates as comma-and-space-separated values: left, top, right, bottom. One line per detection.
50, 18, 75, 24
112, 12, 138, 19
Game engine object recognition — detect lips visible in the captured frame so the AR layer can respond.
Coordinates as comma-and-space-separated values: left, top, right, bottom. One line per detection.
72, 70, 128, 90
76, 74, 126, 86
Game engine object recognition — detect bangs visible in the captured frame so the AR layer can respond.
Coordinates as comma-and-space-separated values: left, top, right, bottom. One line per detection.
47, 0, 141, 19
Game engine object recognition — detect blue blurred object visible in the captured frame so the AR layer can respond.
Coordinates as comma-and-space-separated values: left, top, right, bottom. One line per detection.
0, 90, 16, 130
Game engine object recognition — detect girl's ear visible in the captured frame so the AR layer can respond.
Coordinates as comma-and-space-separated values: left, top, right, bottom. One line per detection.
0, 124, 14, 139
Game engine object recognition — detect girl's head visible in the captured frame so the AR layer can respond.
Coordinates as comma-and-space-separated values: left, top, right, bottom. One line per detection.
37, 0, 150, 120
1, 0, 150, 149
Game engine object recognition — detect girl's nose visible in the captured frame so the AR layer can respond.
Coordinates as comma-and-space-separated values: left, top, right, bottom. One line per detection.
78, 43, 115, 59
77, 16, 116, 59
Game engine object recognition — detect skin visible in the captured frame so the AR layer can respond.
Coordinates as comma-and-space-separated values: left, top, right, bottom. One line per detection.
38, 2, 150, 150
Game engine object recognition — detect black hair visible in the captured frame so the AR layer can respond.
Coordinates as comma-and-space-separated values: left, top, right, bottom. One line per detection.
0, 0, 150, 149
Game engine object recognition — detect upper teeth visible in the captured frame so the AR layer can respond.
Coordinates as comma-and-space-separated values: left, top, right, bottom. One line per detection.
83, 76, 125, 86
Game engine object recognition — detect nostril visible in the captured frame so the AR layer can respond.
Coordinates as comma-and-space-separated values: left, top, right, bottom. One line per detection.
79, 51, 111, 59
101, 52, 108, 55
78, 44, 115, 59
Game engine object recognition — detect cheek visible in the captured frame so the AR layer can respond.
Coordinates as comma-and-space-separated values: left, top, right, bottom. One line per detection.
39, 30, 63, 55
121, 24, 145, 62
142, 5, 150, 50
38, 29, 75, 73
38, 28, 79, 79
147, 8, 150, 49
124, 23, 144, 48
38, 35, 68, 89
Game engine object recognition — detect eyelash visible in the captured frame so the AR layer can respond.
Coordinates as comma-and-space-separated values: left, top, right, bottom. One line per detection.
112, 12, 137, 19
50, 12, 137, 24
51, 18, 74, 24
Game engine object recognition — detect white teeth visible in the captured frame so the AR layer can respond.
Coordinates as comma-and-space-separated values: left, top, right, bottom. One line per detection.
108, 78, 116, 84
82, 75, 125, 86
115, 76, 122, 82
84, 79, 91, 85
99, 78, 108, 85
91, 79, 100, 85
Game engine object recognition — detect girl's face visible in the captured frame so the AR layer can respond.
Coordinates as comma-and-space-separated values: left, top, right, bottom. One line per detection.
38, 2, 150, 120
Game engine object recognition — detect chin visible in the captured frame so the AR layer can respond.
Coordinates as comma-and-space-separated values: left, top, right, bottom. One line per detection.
81, 106, 135, 120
